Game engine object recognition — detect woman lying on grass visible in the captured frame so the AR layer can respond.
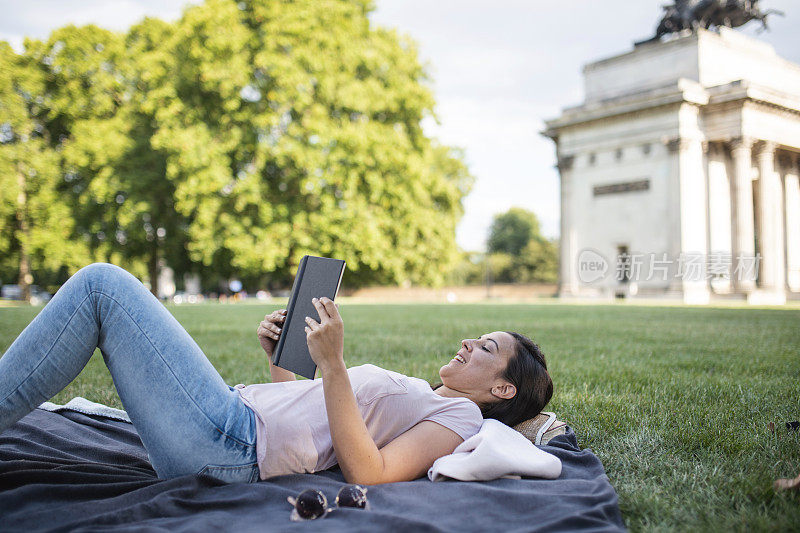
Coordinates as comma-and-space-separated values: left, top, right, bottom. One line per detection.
0, 263, 553, 485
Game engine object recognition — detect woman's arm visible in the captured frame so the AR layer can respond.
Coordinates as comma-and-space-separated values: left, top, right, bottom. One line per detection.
320, 360, 385, 484
320, 365, 463, 484
376, 420, 464, 483
305, 297, 384, 484
257, 309, 296, 383
306, 297, 463, 484
269, 360, 297, 383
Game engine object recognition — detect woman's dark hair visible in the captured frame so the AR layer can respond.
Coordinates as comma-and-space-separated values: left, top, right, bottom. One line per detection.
430, 331, 553, 427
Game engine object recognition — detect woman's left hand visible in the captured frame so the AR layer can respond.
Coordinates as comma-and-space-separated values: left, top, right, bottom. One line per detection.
304, 297, 344, 372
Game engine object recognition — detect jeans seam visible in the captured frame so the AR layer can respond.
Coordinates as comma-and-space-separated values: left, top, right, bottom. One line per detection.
0, 292, 93, 406
201, 462, 258, 471
198, 462, 259, 483
88, 288, 256, 449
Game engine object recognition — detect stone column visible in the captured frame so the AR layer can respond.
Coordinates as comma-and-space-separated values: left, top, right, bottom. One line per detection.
729, 137, 756, 292
707, 142, 733, 292
755, 142, 785, 299
674, 136, 710, 304
665, 138, 684, 295
558, 154, 577, 296
784, 154, 800, 292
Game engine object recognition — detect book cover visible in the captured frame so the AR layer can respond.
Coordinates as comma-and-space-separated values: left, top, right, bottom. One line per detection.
272, 255, 346, 379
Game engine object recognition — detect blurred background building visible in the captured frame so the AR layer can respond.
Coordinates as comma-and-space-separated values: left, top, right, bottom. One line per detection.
545, 27, 800, 304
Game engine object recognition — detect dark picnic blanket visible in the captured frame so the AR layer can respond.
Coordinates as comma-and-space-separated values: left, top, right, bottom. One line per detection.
0, 405, 625, 532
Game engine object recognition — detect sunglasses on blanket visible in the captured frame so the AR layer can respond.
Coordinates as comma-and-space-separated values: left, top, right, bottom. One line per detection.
287, 485, 370, 521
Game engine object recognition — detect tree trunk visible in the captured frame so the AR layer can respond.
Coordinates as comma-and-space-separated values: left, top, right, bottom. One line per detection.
16, 164, 31, 304
484, 253, 492, 299
148, 245, 159, 298
287, 244, 304, 285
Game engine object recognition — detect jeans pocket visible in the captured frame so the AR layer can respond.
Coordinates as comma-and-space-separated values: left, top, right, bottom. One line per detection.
197, 462, 260, 484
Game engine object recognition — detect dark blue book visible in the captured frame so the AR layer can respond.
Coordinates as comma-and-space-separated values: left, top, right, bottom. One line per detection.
272, 255, 346, 379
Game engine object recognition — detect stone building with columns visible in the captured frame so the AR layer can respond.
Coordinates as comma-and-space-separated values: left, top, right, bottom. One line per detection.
543, 27, 800, 304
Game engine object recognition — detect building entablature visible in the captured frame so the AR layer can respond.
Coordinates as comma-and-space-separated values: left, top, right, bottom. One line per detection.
545, 80, 800, 141
705, 80, 800, 114
543, 79, 707, 137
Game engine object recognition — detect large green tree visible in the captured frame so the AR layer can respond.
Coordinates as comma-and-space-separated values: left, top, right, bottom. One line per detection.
32, 23, 193, 294
0, 41, 91, 299
145, 0, 472, 288
1, 0, 472, 294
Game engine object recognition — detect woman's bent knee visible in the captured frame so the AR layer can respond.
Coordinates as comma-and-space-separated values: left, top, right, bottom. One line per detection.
78, 262, 129, 283
72, 263, 140, 300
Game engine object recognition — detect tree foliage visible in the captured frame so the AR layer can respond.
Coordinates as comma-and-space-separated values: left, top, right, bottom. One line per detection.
0, 0, 473, 296
487, 206, 541, 256
485, 207, 557, 283
148, 0, 472, 287
0, 41, 91, 292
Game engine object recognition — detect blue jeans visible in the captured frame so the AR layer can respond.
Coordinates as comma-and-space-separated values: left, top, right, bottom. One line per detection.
0, 263, 260, 483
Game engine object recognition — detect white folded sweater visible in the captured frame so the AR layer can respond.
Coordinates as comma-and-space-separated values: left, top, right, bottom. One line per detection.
428, 418, 563, 482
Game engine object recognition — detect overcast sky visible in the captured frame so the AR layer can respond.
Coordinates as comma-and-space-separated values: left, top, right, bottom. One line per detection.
1, 0, 798, 251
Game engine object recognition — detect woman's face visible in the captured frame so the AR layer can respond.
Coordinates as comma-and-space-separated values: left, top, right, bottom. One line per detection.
439, 331, 517, 405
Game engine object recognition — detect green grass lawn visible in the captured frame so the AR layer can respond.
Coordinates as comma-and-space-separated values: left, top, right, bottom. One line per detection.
1, 301, 798, 531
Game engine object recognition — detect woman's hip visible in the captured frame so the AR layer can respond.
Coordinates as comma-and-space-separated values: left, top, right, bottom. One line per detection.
144, 386, 260, 483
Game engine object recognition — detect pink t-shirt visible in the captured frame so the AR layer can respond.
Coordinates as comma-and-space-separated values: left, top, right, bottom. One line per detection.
233, 363, 484, 481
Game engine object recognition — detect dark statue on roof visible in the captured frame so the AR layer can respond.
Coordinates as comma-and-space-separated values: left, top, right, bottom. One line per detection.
638, 0, 784, 44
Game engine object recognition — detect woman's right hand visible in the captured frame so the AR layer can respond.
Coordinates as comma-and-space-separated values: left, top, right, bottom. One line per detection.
257, 309, 287, 363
